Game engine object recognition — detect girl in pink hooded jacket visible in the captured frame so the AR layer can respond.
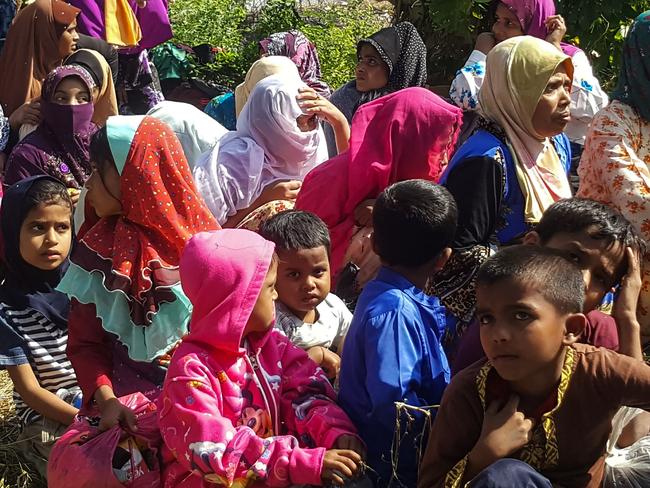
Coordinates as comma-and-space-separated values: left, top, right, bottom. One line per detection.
158, 229, 364, 487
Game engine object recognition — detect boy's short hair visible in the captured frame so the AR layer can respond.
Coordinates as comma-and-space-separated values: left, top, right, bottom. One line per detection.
259, 210, 330, 253
477, 245, 585, 314
372, 180, 457, 267
535, 198, 647, 256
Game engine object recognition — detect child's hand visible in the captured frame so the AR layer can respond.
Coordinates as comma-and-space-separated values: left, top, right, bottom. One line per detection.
613, 247, 643, 323
333, 434, 366, 460
612, 247, 644, 360
307, 346, 341, 380
470, 395, 533, 467
98, 397, 138, 432
321, 449, 362, 485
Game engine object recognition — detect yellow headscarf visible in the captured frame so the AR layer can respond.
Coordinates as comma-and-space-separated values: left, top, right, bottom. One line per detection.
479, 36, 574, 223
235, 56, 300, 116
104, 0, 142, 47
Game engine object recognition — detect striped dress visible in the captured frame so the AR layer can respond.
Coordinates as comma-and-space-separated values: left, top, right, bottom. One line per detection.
0, 302, 78, 424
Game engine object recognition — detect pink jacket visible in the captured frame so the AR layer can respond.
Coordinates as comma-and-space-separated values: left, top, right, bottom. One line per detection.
157, 230, 359, 487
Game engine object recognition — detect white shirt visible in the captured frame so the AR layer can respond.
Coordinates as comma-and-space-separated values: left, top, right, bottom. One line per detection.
274, 293, 352, 352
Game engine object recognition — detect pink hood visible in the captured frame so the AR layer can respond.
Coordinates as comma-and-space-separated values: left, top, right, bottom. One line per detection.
179, 229, 274, 354
160, 230, 360, 488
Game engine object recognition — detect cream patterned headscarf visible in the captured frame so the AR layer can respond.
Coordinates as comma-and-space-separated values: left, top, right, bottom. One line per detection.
479, 36, 574, 223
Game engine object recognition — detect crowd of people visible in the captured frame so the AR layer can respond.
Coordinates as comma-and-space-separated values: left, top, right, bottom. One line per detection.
0, 0, 649, 487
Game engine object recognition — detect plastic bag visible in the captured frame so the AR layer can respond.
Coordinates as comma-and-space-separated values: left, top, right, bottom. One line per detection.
604, 407, 650, 487
48, 392, 162, 488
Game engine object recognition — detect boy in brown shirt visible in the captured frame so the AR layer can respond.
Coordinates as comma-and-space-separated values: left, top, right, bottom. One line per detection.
418, 246, 650, 488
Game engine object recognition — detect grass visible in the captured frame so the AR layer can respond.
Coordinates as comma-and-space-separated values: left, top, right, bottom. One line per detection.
0, 371, 45, 488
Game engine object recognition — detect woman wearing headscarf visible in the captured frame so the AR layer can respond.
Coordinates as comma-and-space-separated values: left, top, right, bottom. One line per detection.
68, 0, 172, 114
259, 29, 332, 98
5, 65, 96, 192
64, 48, 118, 126
0, 0, 80, 130
147, 100, 228, 169
58, 115, 218, 431
450, 0, 607, 150
578, 12, 650, 342
323, 21, 427, 156
296, 87, 463, 286
193, 73, 331, 228
203, 55, 298, 131
433, 36, 573, 354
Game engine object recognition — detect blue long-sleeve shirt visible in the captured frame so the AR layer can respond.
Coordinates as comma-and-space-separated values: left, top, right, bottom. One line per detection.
339, 267, 450, 487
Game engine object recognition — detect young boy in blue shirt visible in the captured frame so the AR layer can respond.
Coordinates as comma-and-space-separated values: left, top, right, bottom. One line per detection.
339, 179, 457, 488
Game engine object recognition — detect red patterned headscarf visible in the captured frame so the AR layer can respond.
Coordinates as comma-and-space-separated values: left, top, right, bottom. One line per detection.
59, 116, 220, 361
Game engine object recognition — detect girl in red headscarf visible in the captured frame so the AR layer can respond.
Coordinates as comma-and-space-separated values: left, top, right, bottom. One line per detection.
58, 115, 219, 431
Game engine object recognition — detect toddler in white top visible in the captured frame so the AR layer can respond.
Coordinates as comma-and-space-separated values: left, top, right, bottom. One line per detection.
260, 210, 352, 379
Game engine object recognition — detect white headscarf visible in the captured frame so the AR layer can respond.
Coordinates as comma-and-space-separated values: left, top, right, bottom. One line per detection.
193, 73, 328, 224
147, 101, 228, 169
235, 55, 299, 116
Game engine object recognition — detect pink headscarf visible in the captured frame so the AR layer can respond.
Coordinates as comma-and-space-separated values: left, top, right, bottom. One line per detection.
500, 0, 581, 56
180, 229, 275, 355
295, 87, 463, 276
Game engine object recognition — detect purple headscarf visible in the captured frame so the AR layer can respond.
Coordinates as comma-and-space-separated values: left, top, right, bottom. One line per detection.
259, 30, 332, 98
4, 66, 96, 189
500, 0, 581, 56
68, 0, 172, 51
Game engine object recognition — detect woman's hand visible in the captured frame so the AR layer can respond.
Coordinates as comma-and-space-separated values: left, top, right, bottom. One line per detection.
545, 15, 567, 51
297, 88, 346, 128
8, 100, 41, 129
94, 386, 137, 432
354, 199, 376, 227
259, 180, 301, 204
136, 0, 147, 7
97, 396, 138, 432
475, 32, 496, 55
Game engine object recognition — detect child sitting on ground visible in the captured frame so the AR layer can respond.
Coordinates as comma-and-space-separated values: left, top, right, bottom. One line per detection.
158, 229, 365, 487
419, 246, 650, 488
0, 176, 80, 478
259, 210, 352, 379
339, 179, 457, 488
453, 197, 647, 372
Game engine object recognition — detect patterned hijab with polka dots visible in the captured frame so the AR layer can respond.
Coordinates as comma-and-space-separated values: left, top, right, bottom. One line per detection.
357, 21, 428, 91
59, 116, 219, 361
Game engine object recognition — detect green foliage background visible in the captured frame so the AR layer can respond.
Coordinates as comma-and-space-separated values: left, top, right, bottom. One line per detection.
394, 0, 650, 90
169, 0, 650, 92
168, 0, 390, 89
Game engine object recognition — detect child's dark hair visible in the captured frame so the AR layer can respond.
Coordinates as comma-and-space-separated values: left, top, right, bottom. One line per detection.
535, 198, 647, 256
372, 179, 457, 267
259, 210, 330, 254
89, 125, 116, 174
477, 245, 585, 314
25, 178, 73, 217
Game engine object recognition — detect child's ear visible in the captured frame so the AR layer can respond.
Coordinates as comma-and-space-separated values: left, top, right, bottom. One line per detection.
522, 231, 541, 246
433, 247, 452, 271
563, 313, 587, 345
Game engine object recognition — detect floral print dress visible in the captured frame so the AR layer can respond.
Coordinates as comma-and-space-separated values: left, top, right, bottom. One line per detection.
578, 100, 650, 337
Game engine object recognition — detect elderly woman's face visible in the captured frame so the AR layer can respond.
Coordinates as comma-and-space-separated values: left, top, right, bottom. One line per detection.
532, 63, 572, 138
